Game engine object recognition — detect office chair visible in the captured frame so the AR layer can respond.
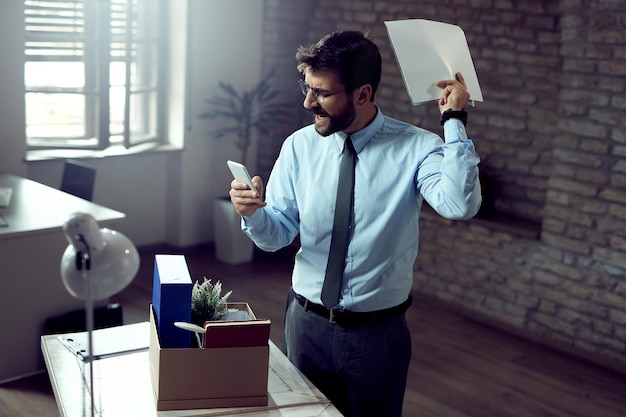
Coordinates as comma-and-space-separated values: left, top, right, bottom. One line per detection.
60, 159, 97, 201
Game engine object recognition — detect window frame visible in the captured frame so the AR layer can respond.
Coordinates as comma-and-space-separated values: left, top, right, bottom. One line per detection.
24, 0, 166, 152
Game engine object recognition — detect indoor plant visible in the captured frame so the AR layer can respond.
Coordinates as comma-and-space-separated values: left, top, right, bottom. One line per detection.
199, 69, 290, 264
198, 68, 290, 167
189, 278, 257, 348
190, 278, 234, 326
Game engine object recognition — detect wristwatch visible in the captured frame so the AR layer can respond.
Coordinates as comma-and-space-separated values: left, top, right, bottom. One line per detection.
440, 108, 467, 126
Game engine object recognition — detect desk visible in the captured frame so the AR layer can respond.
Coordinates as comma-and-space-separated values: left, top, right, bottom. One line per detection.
41, 328, 342, 417
0, 173, 126, 382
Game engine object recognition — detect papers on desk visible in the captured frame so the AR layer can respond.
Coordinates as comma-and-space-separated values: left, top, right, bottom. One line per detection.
59, 321, 149, 361
384, 19, 483, 106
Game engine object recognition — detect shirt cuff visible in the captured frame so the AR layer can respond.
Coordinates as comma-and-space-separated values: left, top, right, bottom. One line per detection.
442, 118, 469, 143
242, 207, 266, 229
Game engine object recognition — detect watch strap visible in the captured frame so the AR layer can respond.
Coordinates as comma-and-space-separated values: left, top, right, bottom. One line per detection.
440, 109, 468, 126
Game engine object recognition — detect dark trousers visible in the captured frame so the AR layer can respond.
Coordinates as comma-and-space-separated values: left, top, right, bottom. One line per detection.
284, 293, 412, 417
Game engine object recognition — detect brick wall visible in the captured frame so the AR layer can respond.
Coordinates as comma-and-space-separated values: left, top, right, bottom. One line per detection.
260, 0, 626, 372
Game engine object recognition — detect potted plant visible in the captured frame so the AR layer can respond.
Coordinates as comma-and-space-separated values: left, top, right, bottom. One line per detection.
190, 278, 234, 326
188, 278, 266, 349
199, 69, 290, 264
198, 68, 290, 167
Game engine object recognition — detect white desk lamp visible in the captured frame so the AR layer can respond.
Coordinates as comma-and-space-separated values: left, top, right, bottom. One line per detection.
60, 212, 139, 417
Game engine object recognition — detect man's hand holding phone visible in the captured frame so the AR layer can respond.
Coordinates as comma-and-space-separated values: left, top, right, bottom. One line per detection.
227, 160, 266, 216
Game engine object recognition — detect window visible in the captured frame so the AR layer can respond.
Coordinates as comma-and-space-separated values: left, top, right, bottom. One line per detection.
24, 0, 165, 151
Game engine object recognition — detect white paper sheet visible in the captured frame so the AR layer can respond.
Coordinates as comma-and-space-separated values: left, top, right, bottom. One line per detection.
385, 19, 483, 106
59, 321, 149, 361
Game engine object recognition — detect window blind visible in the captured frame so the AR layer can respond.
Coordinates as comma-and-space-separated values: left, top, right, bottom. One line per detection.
25, 0, 86, 61
25, 0, 137, 61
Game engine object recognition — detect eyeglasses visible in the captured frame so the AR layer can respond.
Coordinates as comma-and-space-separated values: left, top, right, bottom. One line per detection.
298, 79, 345, 103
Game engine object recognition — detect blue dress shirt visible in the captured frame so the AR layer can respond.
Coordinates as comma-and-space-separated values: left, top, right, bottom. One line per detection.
242, 107, 481, 312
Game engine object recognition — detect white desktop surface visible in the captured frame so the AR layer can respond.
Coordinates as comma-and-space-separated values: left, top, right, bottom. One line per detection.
0, 173, 126, 382
41, 327, 342, 417
0, 173, 123, 238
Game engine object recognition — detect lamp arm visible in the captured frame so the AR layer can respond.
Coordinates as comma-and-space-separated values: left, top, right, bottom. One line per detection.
73, 234, 92, 271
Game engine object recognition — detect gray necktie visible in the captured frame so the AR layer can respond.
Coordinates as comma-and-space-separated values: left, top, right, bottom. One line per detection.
321, 137, 356, 309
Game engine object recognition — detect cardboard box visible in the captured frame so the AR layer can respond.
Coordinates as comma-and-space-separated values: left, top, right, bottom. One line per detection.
151, 254, 193, 348
149, 304, 270, 411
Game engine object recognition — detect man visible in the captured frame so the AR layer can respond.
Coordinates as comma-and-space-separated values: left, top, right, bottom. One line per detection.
229, 30, 481, 417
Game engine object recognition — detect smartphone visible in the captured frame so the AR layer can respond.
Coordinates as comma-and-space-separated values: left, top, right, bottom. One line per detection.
227, 160, 258, 194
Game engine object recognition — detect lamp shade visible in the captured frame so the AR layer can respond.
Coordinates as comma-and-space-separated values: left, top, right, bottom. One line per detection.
60, 212, 139, 300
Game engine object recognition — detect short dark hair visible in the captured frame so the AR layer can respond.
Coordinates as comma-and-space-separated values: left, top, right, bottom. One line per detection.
296, 30, 381, 101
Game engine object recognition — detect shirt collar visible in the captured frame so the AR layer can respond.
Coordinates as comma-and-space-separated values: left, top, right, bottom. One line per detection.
332, 105, 384, 154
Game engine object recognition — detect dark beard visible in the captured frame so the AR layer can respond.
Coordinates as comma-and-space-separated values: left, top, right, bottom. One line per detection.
311, 102, 356, 137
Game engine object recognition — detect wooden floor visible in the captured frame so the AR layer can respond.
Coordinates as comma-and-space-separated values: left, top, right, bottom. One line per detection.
1, 243, 626, 417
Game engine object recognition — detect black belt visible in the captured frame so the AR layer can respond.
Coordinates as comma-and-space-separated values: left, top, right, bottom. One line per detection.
294, 292, 412, 326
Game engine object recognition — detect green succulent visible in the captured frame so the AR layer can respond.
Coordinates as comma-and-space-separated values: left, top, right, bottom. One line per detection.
190, 278, 233, 326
